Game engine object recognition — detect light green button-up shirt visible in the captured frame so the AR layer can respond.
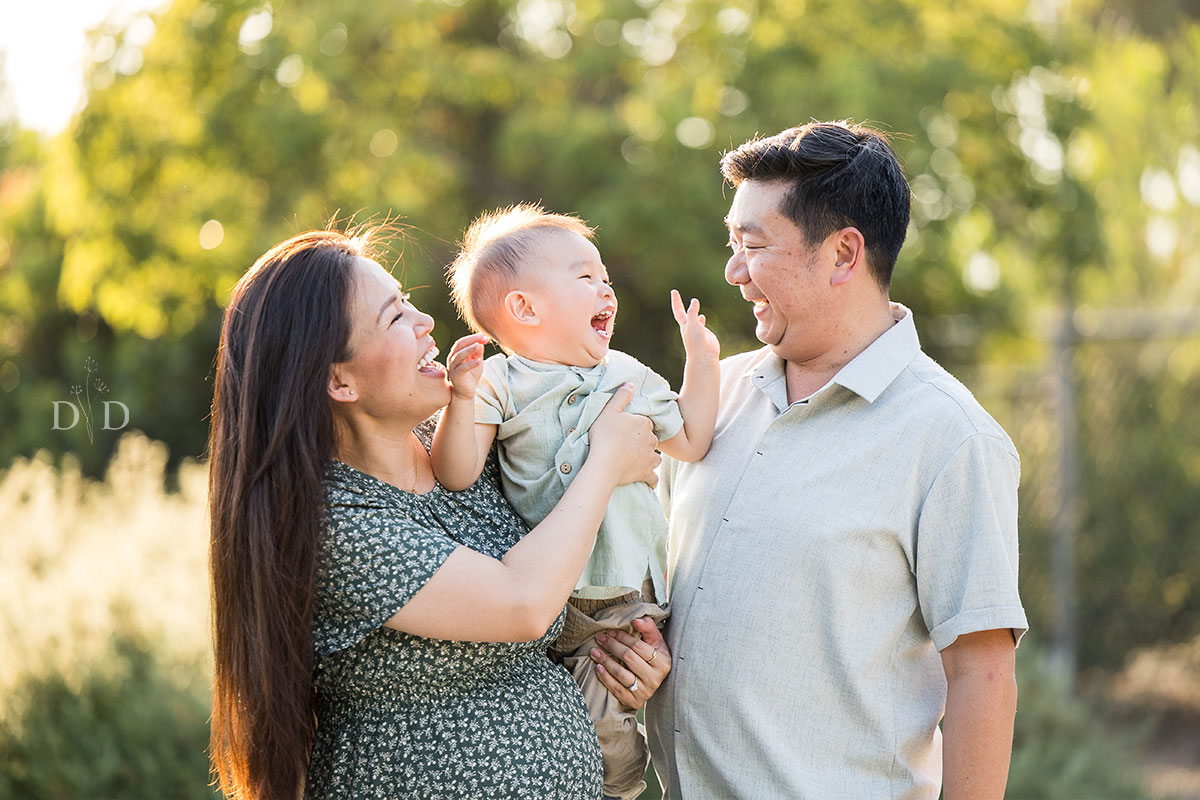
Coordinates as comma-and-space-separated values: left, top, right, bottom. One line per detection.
647, 304, 1027, 799
476, 350, 683, 599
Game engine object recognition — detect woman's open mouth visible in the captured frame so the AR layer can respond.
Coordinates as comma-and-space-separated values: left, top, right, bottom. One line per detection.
417, 343, 445, 376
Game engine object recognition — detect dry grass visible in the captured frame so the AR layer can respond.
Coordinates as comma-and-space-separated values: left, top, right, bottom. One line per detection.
0, 433, 211, 694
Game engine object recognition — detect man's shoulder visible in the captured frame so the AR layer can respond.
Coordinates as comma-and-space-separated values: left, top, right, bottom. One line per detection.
898, 351, 1014, 449
716, 347, 776, 394
718, 346, 773, 379
720, 346, 770, 369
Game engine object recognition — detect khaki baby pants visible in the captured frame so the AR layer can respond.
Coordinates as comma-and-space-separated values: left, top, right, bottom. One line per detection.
549, 583, 669, 800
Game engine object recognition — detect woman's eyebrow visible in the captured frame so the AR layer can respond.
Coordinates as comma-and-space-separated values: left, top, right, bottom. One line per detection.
376, 293, 399, 324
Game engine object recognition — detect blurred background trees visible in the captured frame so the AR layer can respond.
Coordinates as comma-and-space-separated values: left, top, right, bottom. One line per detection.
2, 0, 1200, 795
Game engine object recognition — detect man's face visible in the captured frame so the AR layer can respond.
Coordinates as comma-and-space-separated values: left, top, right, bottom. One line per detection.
724, 179, 835, 364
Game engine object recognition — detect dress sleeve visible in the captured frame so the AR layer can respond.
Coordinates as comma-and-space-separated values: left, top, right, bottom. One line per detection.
915, 433, 1029, 651
632, 362, 684, 442
313, 498, 460, 657
475, 355, 508, 426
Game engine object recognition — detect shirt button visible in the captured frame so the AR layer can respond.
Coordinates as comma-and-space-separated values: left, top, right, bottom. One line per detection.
567, 427, 575, 434
560, 463, 572, 474
567, 394, 578, 405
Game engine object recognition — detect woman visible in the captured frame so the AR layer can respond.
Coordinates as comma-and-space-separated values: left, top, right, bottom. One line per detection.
208, 229, 670, 800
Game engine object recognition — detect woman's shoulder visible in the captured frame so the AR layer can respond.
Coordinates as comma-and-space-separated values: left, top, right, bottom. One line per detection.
324, 459, 404, 511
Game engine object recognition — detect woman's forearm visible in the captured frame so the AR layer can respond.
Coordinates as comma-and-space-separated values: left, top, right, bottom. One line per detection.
498, 458, 619, 631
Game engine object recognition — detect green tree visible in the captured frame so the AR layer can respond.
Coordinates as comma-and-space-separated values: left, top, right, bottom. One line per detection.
1, 0, 1199, 668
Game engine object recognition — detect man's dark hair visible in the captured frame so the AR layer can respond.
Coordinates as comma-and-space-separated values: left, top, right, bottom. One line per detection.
720, 120, 911, 289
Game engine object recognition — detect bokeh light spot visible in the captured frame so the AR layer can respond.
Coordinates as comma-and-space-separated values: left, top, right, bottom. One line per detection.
675, 117, 714, 149
369, 129, 398, 158
276, 55, 305, 87
199, 220, 225, 250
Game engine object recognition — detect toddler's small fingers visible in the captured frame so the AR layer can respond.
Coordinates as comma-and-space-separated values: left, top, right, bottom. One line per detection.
670, 289, 687, 324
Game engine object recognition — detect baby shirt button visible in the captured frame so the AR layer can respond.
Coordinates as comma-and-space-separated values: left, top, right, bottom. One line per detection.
560, 463, 572, 474
567, 394, 578, 405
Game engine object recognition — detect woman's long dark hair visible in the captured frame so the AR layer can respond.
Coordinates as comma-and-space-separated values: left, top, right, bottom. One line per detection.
208, 230, 367, 800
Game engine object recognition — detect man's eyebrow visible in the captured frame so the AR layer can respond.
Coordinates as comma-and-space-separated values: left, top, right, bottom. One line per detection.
725, 217, 765, 235
377, 293, 398, 324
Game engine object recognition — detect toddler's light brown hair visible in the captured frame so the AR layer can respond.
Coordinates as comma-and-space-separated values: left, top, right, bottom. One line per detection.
448, 203, 595, 341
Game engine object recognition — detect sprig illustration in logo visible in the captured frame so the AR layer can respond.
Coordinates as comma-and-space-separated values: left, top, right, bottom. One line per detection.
69, 357, 110, 443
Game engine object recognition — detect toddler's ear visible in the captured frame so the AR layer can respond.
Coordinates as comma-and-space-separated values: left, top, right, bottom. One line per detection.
503, 290, 538, 325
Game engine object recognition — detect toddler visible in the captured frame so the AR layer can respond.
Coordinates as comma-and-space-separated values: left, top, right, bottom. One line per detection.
431, 204, 719, 800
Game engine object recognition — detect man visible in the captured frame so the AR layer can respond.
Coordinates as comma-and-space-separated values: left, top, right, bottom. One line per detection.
646, 121, 1027, 799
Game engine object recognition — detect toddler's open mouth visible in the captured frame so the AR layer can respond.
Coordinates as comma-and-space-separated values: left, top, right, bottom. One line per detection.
591, 309, 614, 340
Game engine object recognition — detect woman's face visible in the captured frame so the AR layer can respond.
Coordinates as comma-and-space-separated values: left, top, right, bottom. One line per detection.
333, 257, 451, 423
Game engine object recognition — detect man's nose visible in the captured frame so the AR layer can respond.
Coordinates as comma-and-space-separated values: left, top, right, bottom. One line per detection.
725, 251, 747, 286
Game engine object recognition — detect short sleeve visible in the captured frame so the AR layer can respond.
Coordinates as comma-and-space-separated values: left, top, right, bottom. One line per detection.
475, 355, 509, 426
916, 433, 1028, 651
629, 362, 684, 442
313, 499, 460, 657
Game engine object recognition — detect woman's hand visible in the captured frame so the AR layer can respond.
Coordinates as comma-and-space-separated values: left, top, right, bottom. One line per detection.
587, 383, 661, 489
590, 616, 672, 710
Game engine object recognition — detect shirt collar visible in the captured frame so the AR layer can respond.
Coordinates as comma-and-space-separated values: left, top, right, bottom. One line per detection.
748, 302, 920, 410
508, 353, 607, 374
832, 302, 920, 403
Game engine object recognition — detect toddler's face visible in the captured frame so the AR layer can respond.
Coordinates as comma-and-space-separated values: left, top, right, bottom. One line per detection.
521, 230, 617, 367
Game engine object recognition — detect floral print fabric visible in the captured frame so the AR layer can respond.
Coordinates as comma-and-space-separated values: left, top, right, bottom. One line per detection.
306, 421, 602, 799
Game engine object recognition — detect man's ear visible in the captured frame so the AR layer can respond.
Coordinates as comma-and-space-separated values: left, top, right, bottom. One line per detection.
503, 290, 539, 326
328, 364, 356, 403
830, 227, 867, 287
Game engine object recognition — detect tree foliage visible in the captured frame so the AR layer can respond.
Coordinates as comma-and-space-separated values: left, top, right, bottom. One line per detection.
1, 0, 1199, 666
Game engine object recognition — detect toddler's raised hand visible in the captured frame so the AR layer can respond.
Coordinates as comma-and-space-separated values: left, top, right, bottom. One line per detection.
670, 289, 720, 361
446, 333, 489, 400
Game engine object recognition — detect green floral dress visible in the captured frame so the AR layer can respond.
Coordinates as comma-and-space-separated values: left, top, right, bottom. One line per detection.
306, 422, 603, 799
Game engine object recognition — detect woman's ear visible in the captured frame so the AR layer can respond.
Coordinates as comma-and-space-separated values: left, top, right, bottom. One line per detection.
503, 290, 539, 326
830, 227, 867, 287
328, 364, 356, 403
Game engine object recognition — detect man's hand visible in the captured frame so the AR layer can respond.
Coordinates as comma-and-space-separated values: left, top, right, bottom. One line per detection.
591, 615, 672, 710
446, 333, 488, 400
